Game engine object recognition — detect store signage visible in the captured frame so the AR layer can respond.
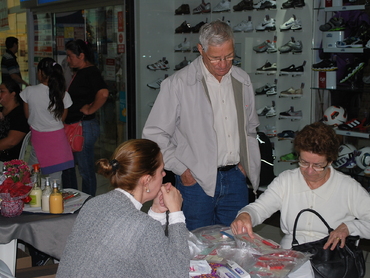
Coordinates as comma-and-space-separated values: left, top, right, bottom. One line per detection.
117, 11, 125, 54
0, 0, 9, 31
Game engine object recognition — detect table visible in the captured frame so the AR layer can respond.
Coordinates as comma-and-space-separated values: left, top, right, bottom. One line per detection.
0, 189, 90, 275
0, 208, 79, 275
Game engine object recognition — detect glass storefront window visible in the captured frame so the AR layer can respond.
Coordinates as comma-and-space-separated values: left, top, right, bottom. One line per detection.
33, 5, 127, 160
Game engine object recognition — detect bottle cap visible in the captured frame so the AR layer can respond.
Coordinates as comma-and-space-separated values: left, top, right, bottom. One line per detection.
45, 177, 50, 186
32, 164, 40, 172
53, 180, 58, 188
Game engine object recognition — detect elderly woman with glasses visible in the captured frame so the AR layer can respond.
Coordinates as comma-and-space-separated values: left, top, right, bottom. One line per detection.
231, 122, 370, 251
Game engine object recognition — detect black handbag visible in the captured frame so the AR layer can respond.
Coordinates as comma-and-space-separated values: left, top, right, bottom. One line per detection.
291, 209, 365, 278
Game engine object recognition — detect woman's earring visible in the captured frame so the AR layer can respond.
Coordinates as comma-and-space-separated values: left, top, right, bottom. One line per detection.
146, 187, 150, 193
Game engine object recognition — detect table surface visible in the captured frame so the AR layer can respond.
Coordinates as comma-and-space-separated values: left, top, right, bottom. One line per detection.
0, 210, 78, 260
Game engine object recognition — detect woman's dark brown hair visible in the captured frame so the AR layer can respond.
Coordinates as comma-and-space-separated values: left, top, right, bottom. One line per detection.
294, 122, 341, 162
96, 139, 161, 191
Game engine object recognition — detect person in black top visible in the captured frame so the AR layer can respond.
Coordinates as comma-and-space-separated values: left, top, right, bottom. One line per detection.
1, 37, 29, 88
0, 79, 29, 161
62, 40, 109, 196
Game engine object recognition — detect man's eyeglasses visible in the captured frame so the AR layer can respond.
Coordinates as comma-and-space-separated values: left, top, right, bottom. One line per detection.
298, 158, 329, 172
203, 51, 234, 64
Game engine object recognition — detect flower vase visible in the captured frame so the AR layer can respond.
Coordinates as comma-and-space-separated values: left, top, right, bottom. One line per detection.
1, 198, 24, 217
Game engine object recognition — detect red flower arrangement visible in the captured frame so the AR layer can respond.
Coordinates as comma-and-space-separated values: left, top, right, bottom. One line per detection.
0, 160, 33, 217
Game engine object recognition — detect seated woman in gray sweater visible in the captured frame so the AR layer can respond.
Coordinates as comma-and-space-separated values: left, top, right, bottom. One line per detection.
56, 139, 190, 278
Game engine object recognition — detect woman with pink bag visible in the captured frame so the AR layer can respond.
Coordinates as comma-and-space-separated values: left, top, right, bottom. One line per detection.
20, 57, 74, 183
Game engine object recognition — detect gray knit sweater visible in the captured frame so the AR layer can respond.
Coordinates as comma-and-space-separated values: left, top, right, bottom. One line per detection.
56, 190, 190, 278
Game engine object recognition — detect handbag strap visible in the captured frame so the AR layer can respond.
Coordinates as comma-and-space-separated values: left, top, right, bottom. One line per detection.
292, 208, 334, 246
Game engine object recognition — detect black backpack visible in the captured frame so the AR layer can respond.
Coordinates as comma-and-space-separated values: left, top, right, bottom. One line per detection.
257, 132, 276, 187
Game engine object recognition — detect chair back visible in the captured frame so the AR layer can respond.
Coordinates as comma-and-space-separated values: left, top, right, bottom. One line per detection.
18, 131, 31, 161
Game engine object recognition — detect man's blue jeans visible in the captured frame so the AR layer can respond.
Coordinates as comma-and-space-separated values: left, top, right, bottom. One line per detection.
175, 166, 249, 231
62, 119, 100, 196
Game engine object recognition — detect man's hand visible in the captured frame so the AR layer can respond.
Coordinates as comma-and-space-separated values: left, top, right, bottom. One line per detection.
180, 169, 197, 186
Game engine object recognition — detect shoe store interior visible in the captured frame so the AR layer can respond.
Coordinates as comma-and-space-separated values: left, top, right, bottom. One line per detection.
2, 0, 370, 277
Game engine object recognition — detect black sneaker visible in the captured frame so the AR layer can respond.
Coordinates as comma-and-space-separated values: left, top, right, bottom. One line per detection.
312, 59, 338, 71
281, 0, 305, 9
280, 64, 296, 72
175, 21, 192, 33
175, 57, 191, 70
191, 21, 206, 33
233, 0, 253, 11
175, 4, 190, 15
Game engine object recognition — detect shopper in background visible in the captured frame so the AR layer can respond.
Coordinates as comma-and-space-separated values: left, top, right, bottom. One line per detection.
0, 79, 29, 161
143, 20, 260, 231
1, 37, 29, 88
62, 39, 109, 196
57, 139, 189, 278
231, 122, 370, 250
20, 57, 74, 182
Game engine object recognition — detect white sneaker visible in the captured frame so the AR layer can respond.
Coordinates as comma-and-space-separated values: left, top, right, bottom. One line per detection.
266, 86, 277, 95
174, 39, 190, 52
147, 57, 170, 71
280, 16, 295, 30
255, 16, 276, 31
233, 20, 253, 32
291, 19, 302, 30
213, 0, 231, 12
266, 108, 276, 118
265, 124, 277, 136
147, 74, 168, 89
253, 0, 266, 9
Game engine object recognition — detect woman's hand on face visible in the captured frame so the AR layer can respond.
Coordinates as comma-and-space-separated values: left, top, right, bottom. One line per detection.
160, 183, 183, 213
151, 189, 168, 214
323, 223, 350, 250
230, 213, 255, 238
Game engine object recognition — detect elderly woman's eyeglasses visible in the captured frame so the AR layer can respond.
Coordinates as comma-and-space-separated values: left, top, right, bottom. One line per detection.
203, 51, 234, 64
298, 158, 329, 172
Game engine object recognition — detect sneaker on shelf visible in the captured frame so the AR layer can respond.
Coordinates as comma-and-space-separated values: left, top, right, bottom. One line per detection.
253, 40, 271, 53
266, 86, 277, 95
291, 19, 302, 30
336, 37, 363, 48
255, 83, 275, 95
279, 106, 302, 120
255, 0, 277, 10
266, 40, 277, 53
265, 107, 276, 117
280, 152, 298, 162
319, 17, 345, 31
174, 38, 191, 52
280, 87, 303, 97
280, 16, 296, 30
175, 57, 191, 71
193, 1, 211, 14
213, 0, 231, 12
233, 58, 242, 67
256, 61, 277, 72
255, 16, 276, 31
339, 60, 365, 83
233, 20, 253, 32
257, 106, 271, 116
265, 125, 277, 137
280, 62, 305, 74
278, 38, 302, 53
233, 0, 253, 11
175, 21, 192, 33
281, 0, 305, 9
338, 118, 366, 131
277, 130, 295, 140
147, 74, 168, 89
312, 59, 338, 71
147, 57, 169, 71
175, 4, 190, 15
191, 21, 206, 33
